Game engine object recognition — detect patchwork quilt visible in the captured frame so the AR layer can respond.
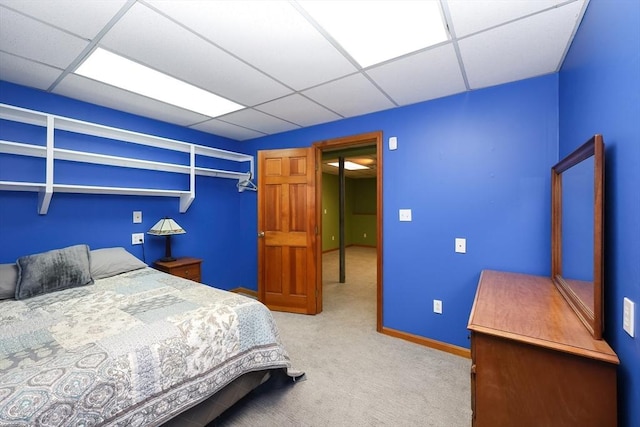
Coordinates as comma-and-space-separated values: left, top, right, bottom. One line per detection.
0, 268, 291, 426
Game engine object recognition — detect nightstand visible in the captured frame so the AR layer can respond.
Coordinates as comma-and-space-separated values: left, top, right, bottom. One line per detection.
154, 257, 202, 283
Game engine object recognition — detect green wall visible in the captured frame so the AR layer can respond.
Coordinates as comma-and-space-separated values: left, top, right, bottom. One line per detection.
322, 173, 377, 251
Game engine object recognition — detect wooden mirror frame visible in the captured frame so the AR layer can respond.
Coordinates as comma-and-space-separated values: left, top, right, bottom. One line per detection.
551, 134, 604, 339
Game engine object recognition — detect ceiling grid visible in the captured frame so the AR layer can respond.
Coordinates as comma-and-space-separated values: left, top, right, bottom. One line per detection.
0, 0, 589, 140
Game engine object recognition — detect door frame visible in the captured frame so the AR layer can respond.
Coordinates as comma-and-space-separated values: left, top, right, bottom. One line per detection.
313, 131, 383, 331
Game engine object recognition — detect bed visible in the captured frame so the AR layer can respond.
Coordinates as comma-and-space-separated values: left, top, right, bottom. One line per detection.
0, 245, 300, 426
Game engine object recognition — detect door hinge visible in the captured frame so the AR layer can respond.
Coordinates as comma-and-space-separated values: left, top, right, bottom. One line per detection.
315, 225, 318, 235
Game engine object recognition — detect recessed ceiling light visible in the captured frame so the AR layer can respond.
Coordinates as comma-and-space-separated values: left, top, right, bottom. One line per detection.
297, 0, 448, 68
75, 48, 244, 118
328, 161, 370, 171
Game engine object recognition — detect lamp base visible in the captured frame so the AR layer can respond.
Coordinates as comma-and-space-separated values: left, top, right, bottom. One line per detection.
161, 235, 175, 263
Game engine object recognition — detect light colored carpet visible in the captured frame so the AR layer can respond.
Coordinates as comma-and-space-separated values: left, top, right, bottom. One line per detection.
215, 246, 472, 426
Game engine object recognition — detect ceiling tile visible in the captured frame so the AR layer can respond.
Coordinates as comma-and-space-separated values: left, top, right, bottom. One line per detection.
219, 109, 300, 135
0, 0, 127, 39
302, 73, 395, 117
0, 6, 88, 68
147, 0, 357, 91
191, 119, 266, 141
448, 0, 567, 37
99, 3, 291, 108
256, 94, 342, 128
54, 74, 211, 127
459, 1, 584, 90
367, 44, 466, 105
0, 53, 63, 90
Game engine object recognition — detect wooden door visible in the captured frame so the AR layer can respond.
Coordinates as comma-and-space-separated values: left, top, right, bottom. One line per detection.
258, 147, 319, 314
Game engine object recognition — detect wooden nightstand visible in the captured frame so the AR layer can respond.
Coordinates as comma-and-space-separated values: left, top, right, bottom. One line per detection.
154, 257, 202, 283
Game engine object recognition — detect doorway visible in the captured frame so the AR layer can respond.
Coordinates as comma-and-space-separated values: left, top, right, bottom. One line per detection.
313, 131, 383, 331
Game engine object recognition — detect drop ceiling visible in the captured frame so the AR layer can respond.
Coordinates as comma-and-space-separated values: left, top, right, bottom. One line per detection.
322, 145, 377, 179
0, 0, 588, 141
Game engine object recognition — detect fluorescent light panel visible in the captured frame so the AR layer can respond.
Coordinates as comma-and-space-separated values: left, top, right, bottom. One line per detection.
75, 48, 244, 117
328, 161, 369, 171
298, 0, 449, 68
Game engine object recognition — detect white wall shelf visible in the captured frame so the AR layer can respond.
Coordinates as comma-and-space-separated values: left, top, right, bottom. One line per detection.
0, 103, 255, 214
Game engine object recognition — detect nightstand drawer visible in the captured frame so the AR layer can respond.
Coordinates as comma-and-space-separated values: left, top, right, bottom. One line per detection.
171, 264, 201, 282
154, 257, 202, 283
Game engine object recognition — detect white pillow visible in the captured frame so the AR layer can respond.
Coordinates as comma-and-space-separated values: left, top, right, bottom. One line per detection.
90, 247, 147, 279
0, 263, 18, 300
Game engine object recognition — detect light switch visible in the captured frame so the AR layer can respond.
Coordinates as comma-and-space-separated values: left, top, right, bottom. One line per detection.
389, 136, 397, 150
133, 211, 142, 223
455, 238, 466, 253
433, 299, 443, 314
399, 209, 412, 221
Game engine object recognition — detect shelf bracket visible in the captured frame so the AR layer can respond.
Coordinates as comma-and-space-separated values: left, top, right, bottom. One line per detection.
38, 115, 55, 215
180, 145, 196, 213
179, 192, 195, 213
38, 189, 52, 215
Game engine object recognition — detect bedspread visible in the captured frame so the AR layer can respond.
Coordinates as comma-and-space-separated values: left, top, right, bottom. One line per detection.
0, 267, 291, 426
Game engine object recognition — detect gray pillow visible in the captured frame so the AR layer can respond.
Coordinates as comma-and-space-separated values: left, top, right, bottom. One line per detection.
90, 247, 147, 279
15, 244, 93, 300
0, 263, 18, 300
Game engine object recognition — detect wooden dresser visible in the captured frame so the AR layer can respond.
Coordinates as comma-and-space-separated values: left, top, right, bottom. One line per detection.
468, 270, 618, 427
154, 257, 202, 283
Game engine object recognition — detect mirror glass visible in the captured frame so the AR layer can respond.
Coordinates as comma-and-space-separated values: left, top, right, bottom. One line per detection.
561, 156, 594, 309
551, 135, 604, 339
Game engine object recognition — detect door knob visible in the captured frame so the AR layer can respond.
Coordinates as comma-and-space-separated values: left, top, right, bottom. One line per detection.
258, 231, 265, 238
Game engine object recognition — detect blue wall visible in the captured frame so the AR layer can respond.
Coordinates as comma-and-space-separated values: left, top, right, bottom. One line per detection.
0, 81, 252, 291
242, 74, 559, 348
559, 1, 640, 426
2, 73, 558, 351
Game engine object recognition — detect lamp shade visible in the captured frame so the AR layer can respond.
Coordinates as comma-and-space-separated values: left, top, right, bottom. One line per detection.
147, 218, 186, 236
147, 218, 185, 262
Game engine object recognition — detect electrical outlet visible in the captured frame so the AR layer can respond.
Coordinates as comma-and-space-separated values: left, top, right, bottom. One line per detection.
364, 233, 367, 238
433, 299, 443, 314
131, 233, 144, 245
623, 297, 635, 337
455, 238, 466, 253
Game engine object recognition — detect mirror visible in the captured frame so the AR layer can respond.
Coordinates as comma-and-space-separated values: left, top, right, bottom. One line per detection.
551, 135, 604, 339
